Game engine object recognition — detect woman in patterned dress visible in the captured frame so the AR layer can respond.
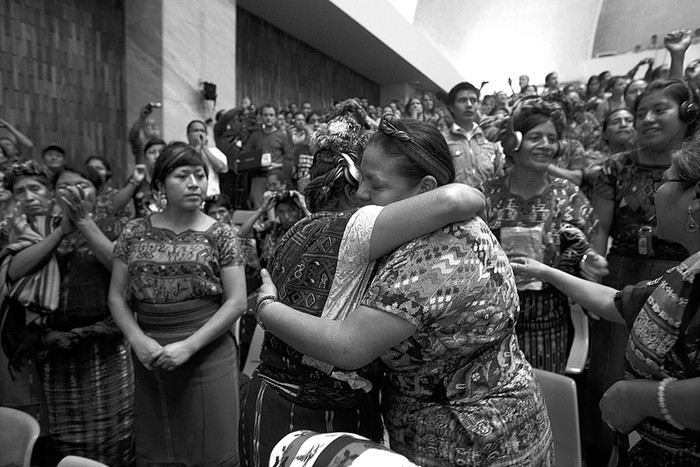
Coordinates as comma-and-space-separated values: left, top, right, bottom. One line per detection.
510, 139, 700, 466
3, 162, 134, 465
586, 79, 699, 461
255, 115, 554, 466
481, 97, 599, 374
109, 142, 247, 466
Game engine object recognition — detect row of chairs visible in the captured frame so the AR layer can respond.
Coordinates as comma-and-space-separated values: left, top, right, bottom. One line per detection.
0, 406, 106, 467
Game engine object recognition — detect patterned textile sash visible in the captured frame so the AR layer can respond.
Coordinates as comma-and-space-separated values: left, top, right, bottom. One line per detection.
269, 430, 418, 467
132, 296, 221, 337
625, 251, 700, 450
0, 215, 61, 319
0, 216, 61, 369
301, 206, 382, 392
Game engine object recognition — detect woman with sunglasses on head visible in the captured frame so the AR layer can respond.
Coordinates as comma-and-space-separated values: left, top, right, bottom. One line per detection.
250, 114, 553, 467
586, 79, 700, 463
481, 98, 600, 375
510, 137, 700, 465
240, 115, 492, 467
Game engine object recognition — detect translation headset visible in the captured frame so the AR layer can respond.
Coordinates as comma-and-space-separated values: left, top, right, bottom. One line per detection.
679, 86, 700, 123
502, 96, 539, 153
634, 81, 700, 124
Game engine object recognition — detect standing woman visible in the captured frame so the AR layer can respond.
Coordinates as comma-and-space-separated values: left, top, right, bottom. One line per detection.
583, 108, 638, 193
109, 143, 247, 466
481, 97, 600, 374
131, 138, 166, 217
404, 96, 424, 121
421, 91, 441, 126
586, 78, 699, 462
4, 163, 134, 465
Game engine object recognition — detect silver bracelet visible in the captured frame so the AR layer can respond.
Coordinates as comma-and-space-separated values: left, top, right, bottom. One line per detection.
255, 295, 277, 332
657, 377, 685, 430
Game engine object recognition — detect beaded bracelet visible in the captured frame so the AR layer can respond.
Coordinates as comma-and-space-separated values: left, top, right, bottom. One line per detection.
657, 377, 686, 430
255, 295, 278, 332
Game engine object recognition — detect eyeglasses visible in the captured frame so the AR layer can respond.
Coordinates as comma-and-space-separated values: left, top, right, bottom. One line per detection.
653, 178, 686, 193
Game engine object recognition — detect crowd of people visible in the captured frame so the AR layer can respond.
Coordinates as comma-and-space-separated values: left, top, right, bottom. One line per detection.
0, 28, 699, 467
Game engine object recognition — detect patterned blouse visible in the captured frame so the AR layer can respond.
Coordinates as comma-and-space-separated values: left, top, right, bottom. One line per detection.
94, 186, 134, 239
482, 175, 596, 275
361, 218, 553, 465
594, 149, 688, 261
113, 217, 243, 304
615, 252, 700, 463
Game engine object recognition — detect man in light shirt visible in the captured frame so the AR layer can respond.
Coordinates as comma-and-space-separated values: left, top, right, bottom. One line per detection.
186, 119, 228, 196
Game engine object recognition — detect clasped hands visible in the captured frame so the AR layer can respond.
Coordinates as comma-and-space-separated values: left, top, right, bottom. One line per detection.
132, 335, 194, 372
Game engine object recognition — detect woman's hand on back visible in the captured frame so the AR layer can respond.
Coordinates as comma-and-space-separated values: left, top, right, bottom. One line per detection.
509, 256, 548, 280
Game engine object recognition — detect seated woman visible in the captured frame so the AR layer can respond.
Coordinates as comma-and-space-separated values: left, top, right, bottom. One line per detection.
3, 163, 134, 466
510, 138, 700, 466
254, 115, 554, 466
481, 97, 600, 374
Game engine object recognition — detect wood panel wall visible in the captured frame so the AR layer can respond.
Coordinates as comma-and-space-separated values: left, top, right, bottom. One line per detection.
236, 7, 379, 113
0, 0, 126, 178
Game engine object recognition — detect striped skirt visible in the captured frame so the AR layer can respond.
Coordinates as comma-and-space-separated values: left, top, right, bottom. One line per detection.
240, 375, 383, 467
516, 288, 574, 374
40, 340, 134, 467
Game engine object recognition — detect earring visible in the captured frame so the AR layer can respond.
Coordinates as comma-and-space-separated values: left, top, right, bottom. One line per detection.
159, 192, 167, 208
687, 205, 699, 232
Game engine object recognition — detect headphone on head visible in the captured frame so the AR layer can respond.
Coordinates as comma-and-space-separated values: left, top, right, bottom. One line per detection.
502, 96, 538, 153
502, 96, 563, 158
679, 87, 700, 122
635, 81, 700, 124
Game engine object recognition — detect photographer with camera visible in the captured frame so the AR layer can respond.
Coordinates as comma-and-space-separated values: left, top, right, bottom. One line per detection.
237, 188, 310, 269
186, 120, 229, 196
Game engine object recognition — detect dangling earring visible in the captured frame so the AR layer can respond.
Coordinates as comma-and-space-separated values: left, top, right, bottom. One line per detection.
159, 192, 168, 209
687, 205, 699, 232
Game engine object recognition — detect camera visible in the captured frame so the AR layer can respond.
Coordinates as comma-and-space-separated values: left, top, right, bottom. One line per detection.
273, 190, 292, 202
